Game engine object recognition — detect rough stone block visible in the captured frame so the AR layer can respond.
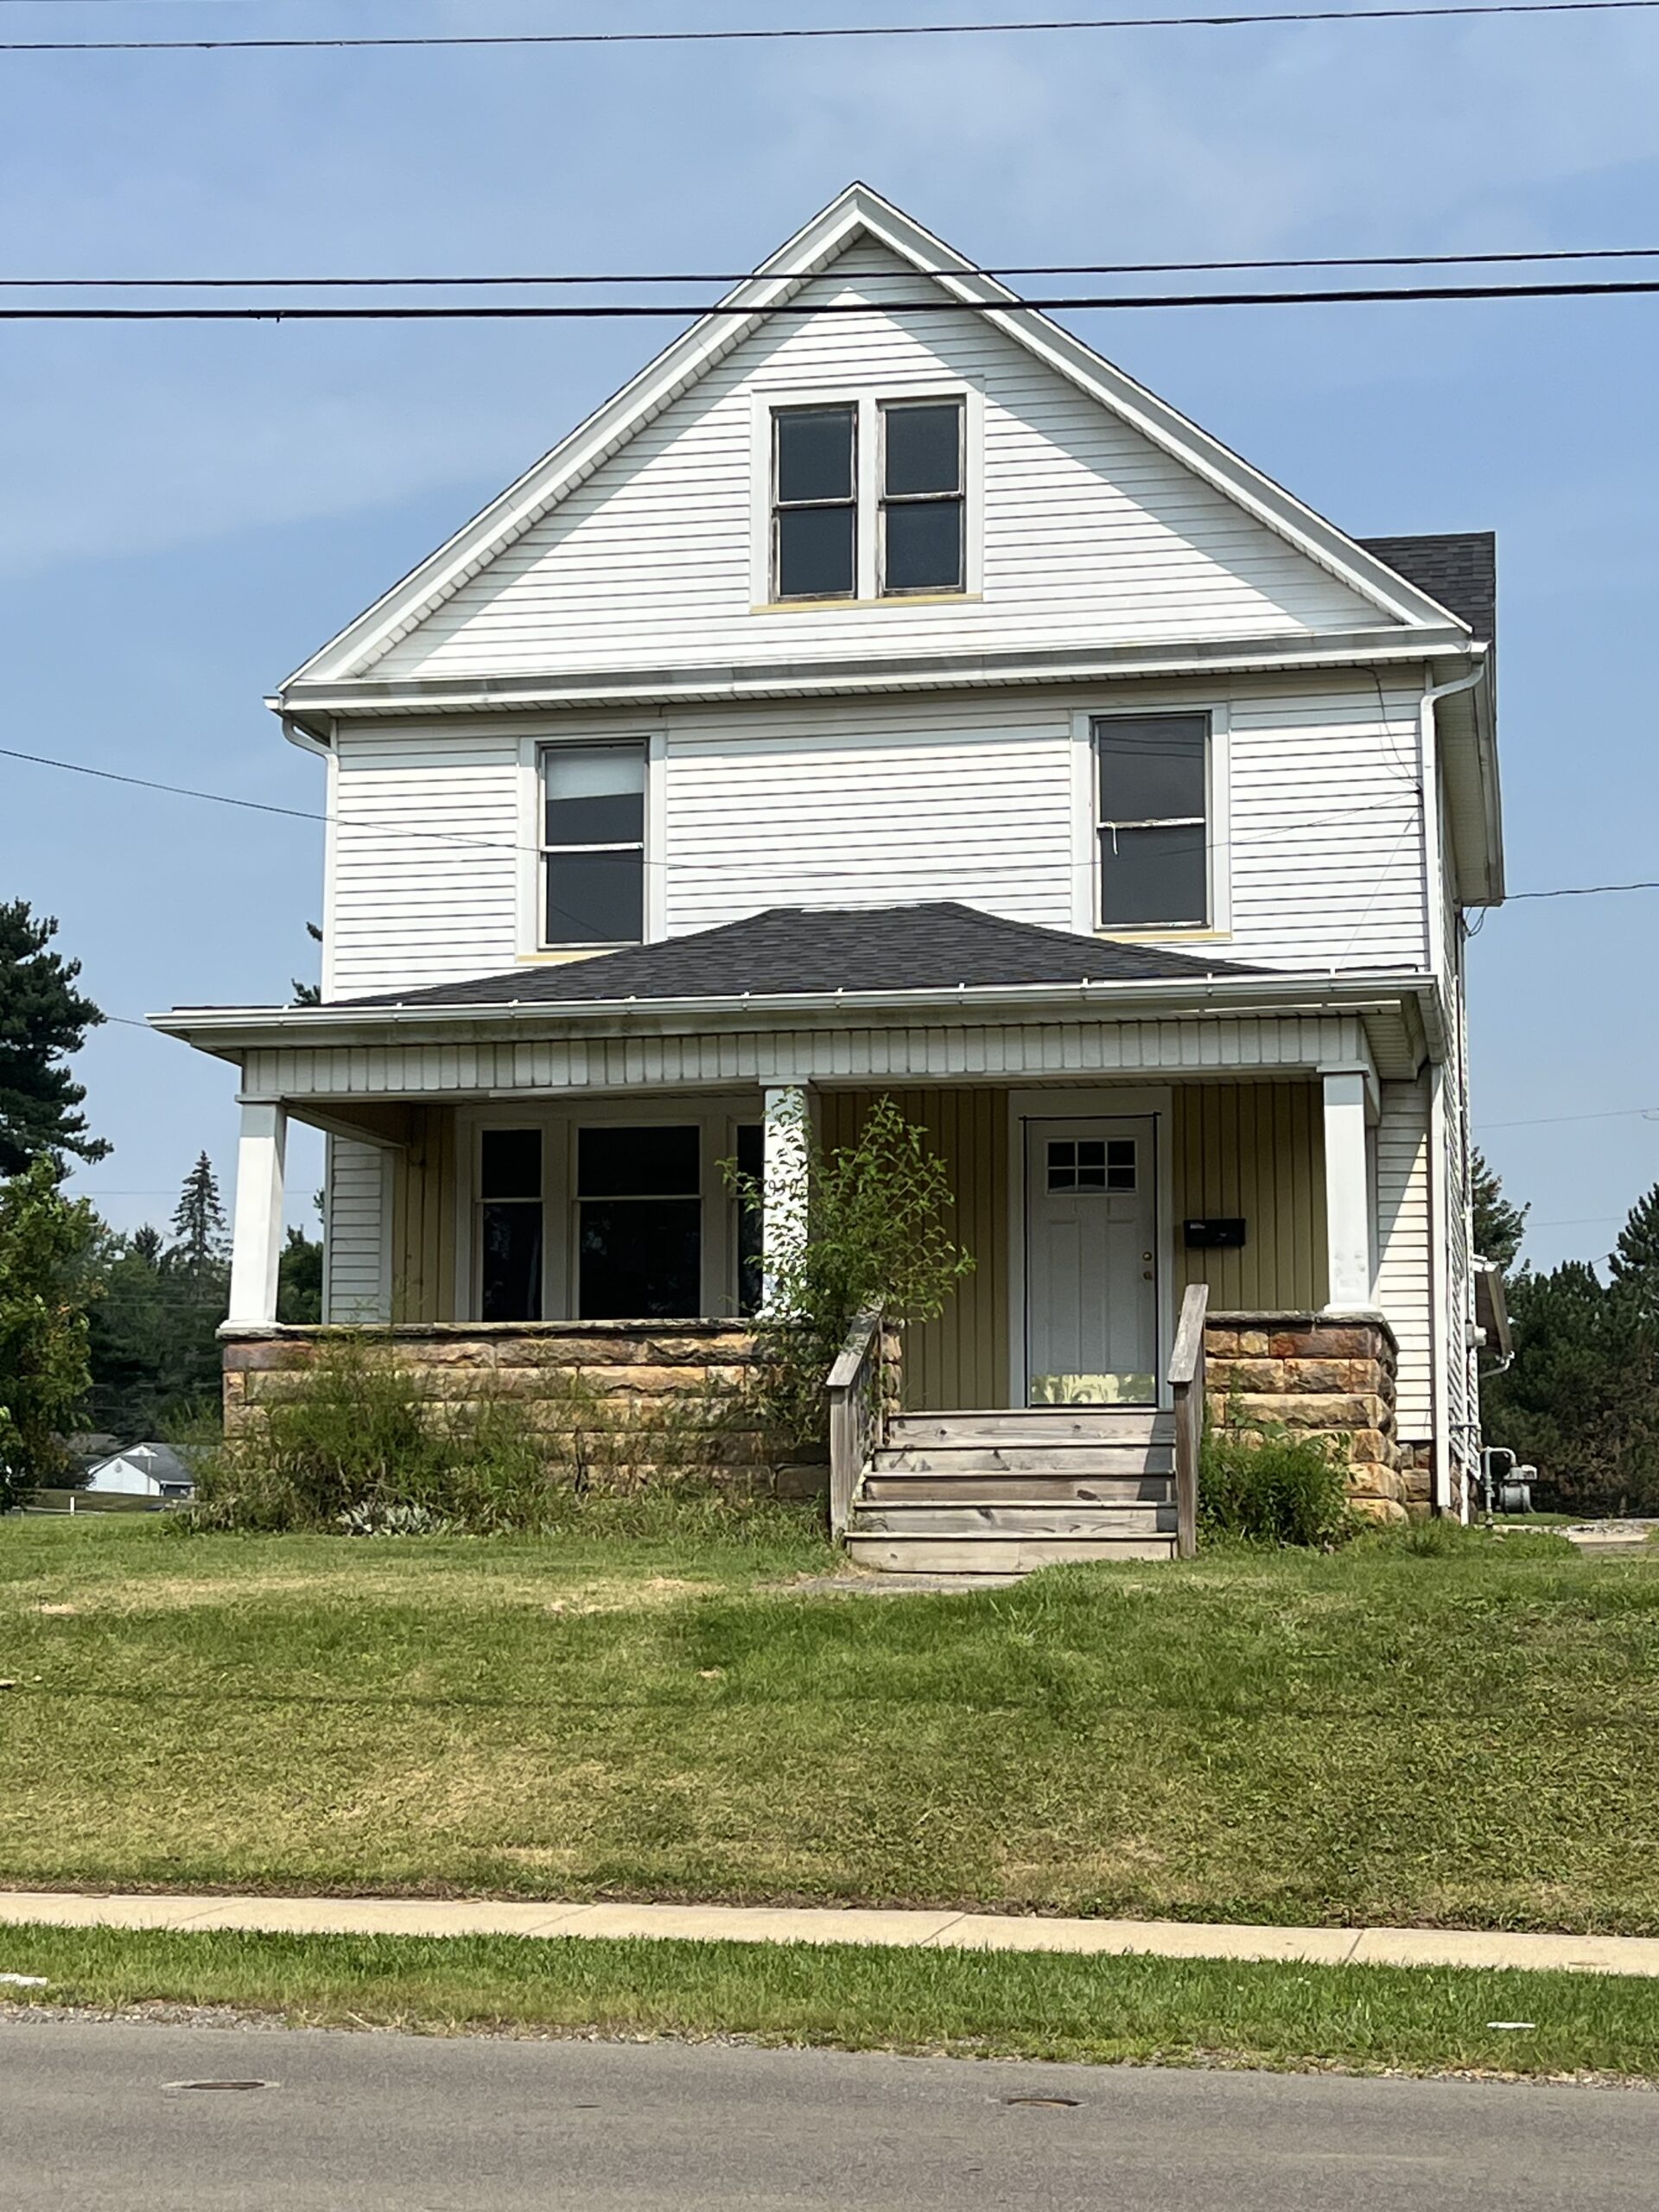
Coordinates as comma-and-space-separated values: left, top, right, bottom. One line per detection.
1350, 1495, 1409, 1525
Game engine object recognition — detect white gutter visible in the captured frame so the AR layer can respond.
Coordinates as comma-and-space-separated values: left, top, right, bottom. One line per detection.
149, 969, 1446, 1061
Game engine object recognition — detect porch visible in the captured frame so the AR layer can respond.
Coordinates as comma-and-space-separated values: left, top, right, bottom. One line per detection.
158, 903, 1445, 1549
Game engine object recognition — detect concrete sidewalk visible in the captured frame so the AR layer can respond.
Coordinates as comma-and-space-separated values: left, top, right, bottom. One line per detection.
2, 1889, 1656, 1978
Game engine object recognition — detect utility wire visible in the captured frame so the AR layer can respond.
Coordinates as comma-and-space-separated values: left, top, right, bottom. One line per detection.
2, 740, 1651, 906
1477, 1103, 1659, 1128
9, 276, 1659, 315
8, 0, 1659, 49
10, 245, 1659, 286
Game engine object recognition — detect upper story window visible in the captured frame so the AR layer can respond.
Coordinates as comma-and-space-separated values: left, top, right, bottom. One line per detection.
541, 741, 646, 946
765, 391, 973, 605
772, 404, 857, 601
1096, 712, 1210, 930
880, 399, 964, 594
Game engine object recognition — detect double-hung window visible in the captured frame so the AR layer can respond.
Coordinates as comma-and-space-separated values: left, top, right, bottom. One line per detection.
880, 398, 964, 594
541, 741, 646, 946
1096, 713, 1210, 929
478, 1128, 543, 1322
772, 405, 857, 601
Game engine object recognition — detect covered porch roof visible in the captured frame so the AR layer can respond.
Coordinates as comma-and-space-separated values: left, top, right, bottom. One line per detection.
152, 900, 1442, 1095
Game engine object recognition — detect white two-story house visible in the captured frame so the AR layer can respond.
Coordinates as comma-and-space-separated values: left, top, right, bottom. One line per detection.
158, 184, 1503, 1564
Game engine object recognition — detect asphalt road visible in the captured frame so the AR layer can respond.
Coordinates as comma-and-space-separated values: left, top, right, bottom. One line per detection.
2, 2020, 1654, 2209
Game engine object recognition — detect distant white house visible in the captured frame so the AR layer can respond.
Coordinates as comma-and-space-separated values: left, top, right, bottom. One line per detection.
83, 1443, 196, 1501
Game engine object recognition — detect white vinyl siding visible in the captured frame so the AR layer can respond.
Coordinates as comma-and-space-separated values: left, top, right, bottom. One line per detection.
1374, 1077, 1433, 1440
322, 1135, 392, 1322
367, 241, 1382, 686
327, 722, 521, 997
323, 675, 1427, 999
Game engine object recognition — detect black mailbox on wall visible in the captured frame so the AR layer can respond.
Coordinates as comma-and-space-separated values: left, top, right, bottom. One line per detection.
1184, 1217, 1247, 1249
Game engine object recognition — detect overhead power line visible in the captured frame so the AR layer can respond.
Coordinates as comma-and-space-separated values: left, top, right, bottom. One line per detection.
9, 244, 1659, 289
9, 0, 1659, 50
3, 741, 1655, 909
7, 276, 1659, 316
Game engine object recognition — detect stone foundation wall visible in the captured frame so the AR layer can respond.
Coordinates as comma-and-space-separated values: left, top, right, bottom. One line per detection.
1203, 1313, 1412, 1523
221, 1322, 829, 1500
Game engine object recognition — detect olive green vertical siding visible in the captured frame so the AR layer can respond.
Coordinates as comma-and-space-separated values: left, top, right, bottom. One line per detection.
391, 1104, 457, 1323
1172, 1081, 1327, 1310
818, 1088, 1009, 1412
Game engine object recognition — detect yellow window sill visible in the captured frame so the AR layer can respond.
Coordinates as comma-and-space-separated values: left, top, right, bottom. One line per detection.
750, 593, 982, 613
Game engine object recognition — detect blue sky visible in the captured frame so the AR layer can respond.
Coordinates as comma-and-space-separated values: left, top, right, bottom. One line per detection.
2, 0, 1656, 1268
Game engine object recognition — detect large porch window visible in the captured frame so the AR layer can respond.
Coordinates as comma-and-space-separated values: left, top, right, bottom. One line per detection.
576, 1125, 702, 1319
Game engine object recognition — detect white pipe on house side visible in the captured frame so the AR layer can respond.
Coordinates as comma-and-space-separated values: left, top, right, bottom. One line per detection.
227, 1099, 289, 1326
761, 1084, 810, 1314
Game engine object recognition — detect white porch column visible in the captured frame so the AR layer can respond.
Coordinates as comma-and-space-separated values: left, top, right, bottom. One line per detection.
227, 1100, 288, 1325
1321, 1070, 1373, 1312
761, 1084, 810, 1313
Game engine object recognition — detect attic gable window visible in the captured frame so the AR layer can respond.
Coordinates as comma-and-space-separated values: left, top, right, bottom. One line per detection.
541, 741, 646, 946
1096, 713, 1211, 930
772, 404, 856, 600
880, 398, 964, 594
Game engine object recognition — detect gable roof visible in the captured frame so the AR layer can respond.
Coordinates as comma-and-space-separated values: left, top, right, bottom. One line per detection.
344, 902, 1268, 1012
1358, 533, 1494, 647
279, 184, 1478, 699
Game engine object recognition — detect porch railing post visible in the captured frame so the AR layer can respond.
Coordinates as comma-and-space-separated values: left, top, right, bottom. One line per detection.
826, 1308, 883, 1542
1167, 1282, 1209, 1560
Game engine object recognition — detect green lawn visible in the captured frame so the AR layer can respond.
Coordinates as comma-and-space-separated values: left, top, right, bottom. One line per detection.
3, 1516, 1658, 1933
3, 1922, 1656, 2080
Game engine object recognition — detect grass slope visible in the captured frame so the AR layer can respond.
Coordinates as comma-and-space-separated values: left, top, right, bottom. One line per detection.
3, 1923, 1657, 2081
3, 1517, 1657, 1932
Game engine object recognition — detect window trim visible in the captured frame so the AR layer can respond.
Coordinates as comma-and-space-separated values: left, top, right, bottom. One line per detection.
517, 728, 666, 960
750, 384, 982, 608
877, 396, 966, 598
1070, 704, 1231, 939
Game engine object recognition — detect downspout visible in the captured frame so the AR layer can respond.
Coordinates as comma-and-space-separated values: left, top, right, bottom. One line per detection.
1420, 662, 1486, 1517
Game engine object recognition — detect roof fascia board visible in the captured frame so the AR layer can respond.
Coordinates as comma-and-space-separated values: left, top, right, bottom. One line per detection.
278, 183, 1467, 697
282, 626, 1474, 723
152, 969, 1440, 1054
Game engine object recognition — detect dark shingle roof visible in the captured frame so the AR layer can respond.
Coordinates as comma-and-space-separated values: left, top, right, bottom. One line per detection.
347, 902, 1267, 1010
1357, 531, 1495, 645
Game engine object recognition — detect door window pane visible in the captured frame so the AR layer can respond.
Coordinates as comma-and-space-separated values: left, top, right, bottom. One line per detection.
776, 504, 855, 599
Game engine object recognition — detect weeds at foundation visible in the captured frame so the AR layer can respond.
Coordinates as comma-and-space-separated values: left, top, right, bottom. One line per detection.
185, 1335, 784, 1537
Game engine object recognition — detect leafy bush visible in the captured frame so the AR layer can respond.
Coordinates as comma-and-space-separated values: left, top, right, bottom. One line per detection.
1198, 1414, 1356, 1548
188, 1335, 766, 1536
726, 1096, 975, 1447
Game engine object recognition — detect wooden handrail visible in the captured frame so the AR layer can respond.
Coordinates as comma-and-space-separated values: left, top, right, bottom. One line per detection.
1167, 1282, 1209, 1560
826, 1308, 884, 1542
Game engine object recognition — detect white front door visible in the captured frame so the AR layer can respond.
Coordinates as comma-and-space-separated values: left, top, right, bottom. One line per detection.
1024, 1116, 1158, 1405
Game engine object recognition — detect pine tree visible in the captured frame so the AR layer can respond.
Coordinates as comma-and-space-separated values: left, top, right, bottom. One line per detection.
168, 1153, 228, 1284
1609, 1183, 1659, 1319
0, 900, 107, 1175
1471, 1147, 1528, 1273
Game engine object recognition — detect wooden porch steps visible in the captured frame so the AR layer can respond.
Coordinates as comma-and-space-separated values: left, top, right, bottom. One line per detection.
845, 1408, 1179, 1574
